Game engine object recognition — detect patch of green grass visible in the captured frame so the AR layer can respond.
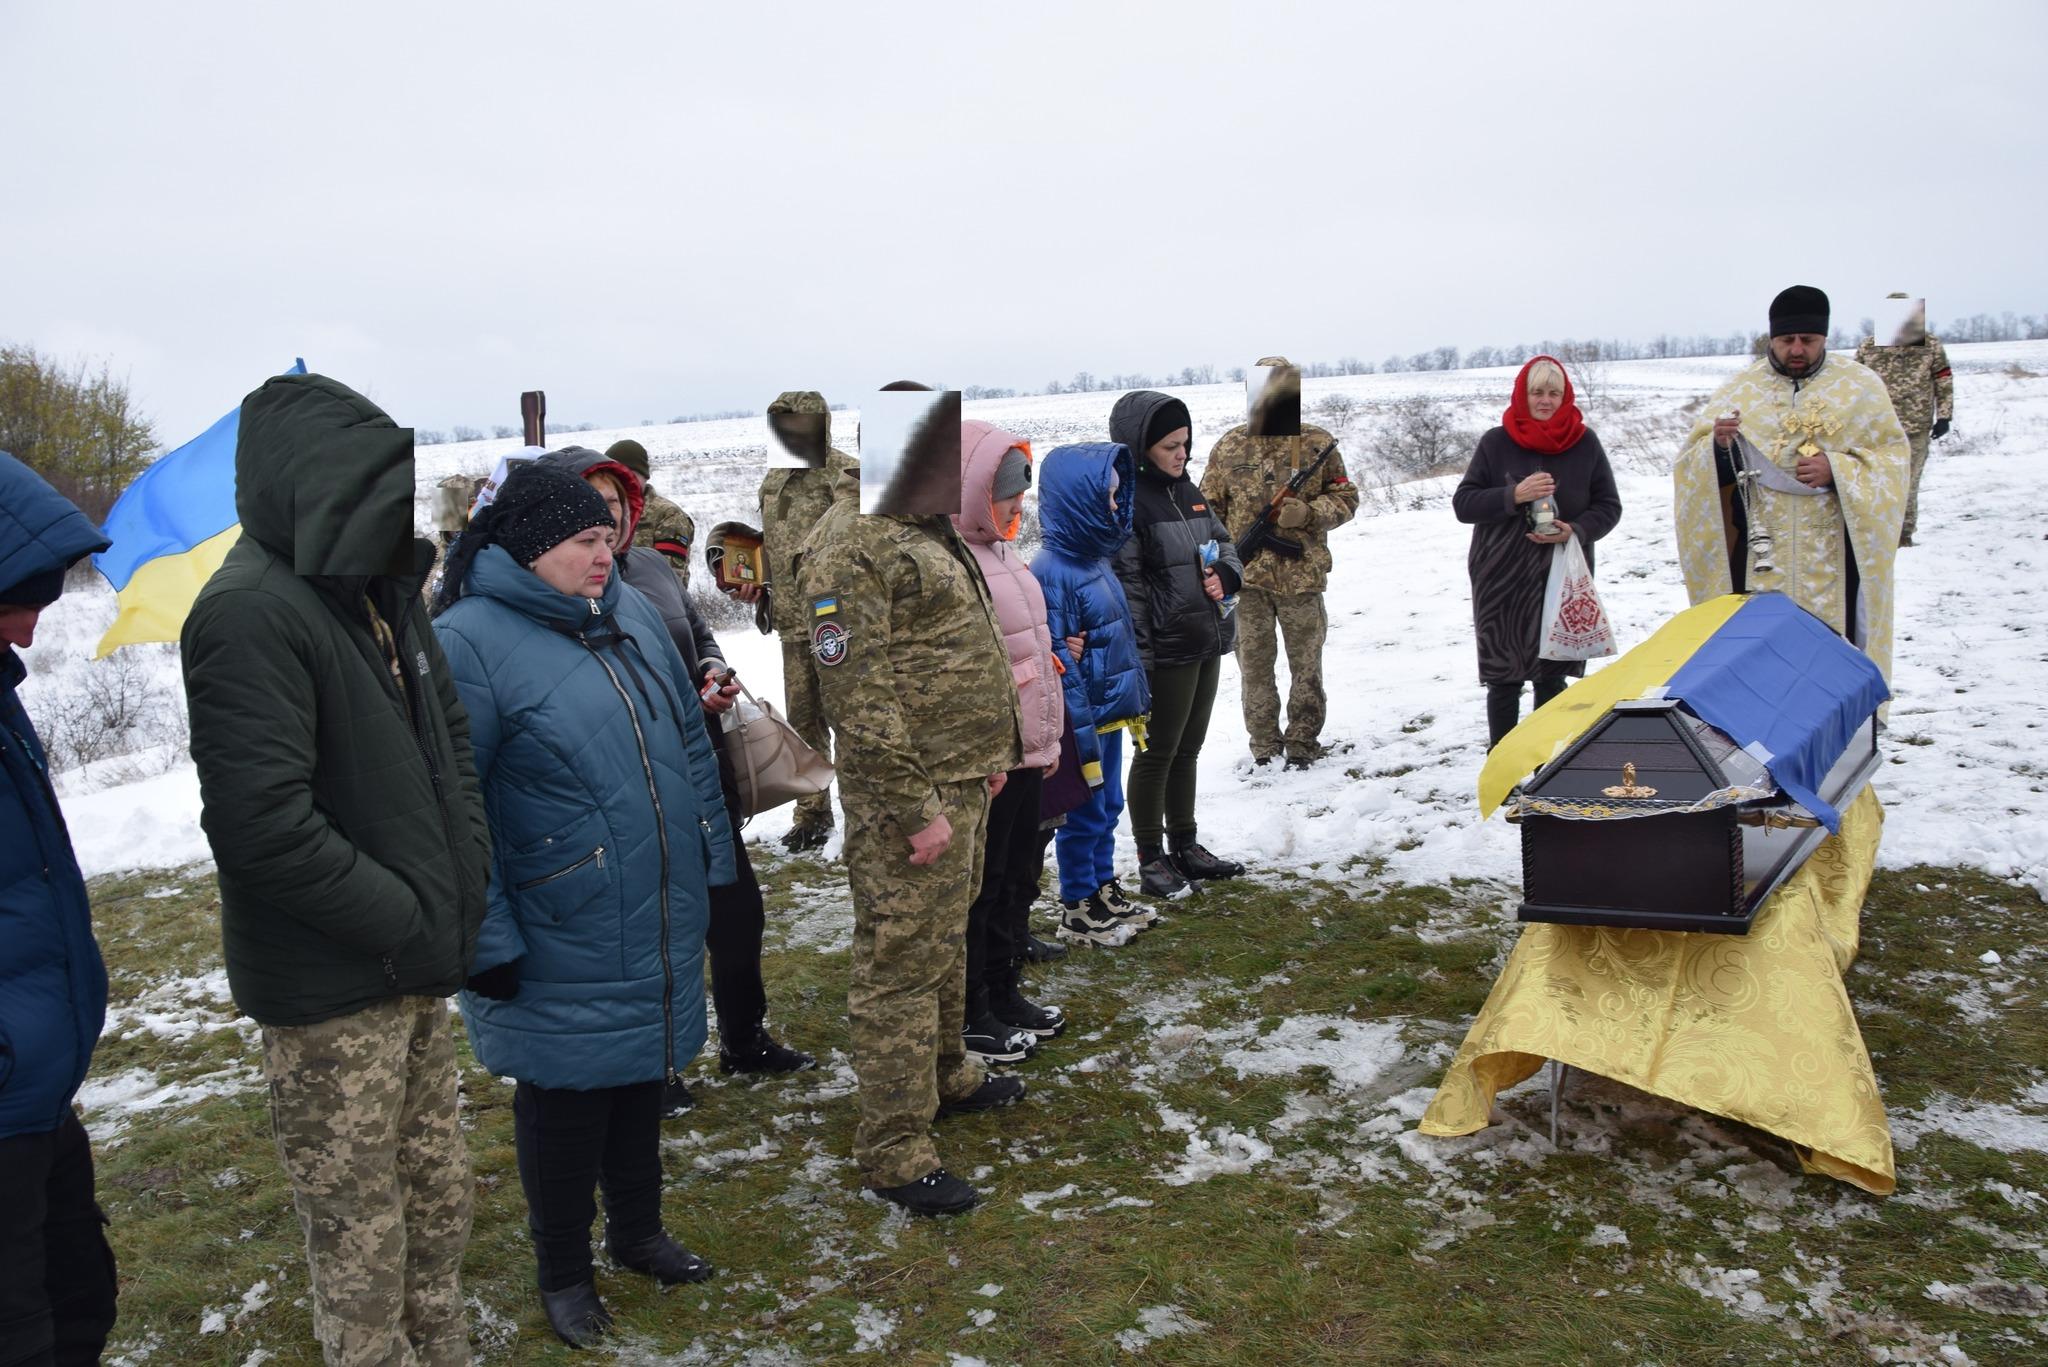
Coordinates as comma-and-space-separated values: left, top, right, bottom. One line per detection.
82, 854, 2047, 1365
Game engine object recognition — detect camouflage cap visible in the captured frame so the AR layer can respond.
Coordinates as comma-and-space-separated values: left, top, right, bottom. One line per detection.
605, 438, 651, 480
1254, 355, 1293, 367
1885, 291, 1910, 299
767, 390, 830, 416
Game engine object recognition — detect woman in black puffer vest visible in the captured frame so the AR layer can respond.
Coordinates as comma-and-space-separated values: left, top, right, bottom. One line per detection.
1109, 390, 1248, 898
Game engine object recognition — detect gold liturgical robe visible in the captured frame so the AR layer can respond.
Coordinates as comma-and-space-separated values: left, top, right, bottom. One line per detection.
1672, 355, 1909, 694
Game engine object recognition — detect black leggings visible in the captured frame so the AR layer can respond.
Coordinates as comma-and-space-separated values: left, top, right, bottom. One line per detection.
706, 737, 768, 1049
1486, 676, 1569, 749
1126, 656, 1221, 850
965, 767, 1046, 1014
0, 1113, 117, 1367
512, 1080, 664, 1292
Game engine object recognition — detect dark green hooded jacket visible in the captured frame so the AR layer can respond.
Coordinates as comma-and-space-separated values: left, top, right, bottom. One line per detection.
181, 373, 491, 1026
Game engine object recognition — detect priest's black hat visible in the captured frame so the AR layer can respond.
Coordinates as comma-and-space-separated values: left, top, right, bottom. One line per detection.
1769, 285, 1830, 338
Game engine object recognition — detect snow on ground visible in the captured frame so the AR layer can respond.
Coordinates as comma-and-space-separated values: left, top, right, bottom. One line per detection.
32, 342, 2048, 903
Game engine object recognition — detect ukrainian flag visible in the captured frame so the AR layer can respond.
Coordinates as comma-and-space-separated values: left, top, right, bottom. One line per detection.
1479, 592, 1889, 831
93, 360, 305, 657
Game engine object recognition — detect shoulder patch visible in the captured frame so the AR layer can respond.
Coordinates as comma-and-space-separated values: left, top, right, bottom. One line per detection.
812, 618, 849, 667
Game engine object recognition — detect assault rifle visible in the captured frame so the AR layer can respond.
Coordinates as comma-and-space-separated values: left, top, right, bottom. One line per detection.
1234, 438, 1338, 566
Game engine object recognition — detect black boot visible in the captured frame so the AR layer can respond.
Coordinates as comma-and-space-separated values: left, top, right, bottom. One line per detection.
719, 1027, 818, 1075
607, 1230, 715, 1286
659, 1076, 694, 1117
1169, 833, 1245, 882
1022, 931, 1069, 963
873, 1167, 978, 1216
991, 958, 1065, 1038
936, 1074, 1027, 1118
540, 1282, 613, 1348
781, 821, 833, 853
1136, 849, 1192, 900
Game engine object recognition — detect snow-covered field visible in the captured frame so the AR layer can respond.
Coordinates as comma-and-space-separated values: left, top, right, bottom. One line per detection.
29, 341, 2048, 899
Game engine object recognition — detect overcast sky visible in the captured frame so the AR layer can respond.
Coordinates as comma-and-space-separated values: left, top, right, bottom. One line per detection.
6, 0, 2043, 444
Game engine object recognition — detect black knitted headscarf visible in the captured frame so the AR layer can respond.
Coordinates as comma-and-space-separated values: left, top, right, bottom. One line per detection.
432, 461, 614, 615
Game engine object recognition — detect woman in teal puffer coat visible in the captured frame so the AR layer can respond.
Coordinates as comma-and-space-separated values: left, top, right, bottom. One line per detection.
431, 464, 735, 1348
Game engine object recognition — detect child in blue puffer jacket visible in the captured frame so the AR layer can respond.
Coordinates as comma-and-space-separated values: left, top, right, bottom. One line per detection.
1031, 442, 1158, 943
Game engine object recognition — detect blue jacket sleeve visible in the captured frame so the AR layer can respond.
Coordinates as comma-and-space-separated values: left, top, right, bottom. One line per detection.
1038, 560, 1104, 782
432, 619, 524, 974
633, 594, 738, 888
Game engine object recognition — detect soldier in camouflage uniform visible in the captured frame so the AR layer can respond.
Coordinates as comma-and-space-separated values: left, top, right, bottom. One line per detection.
1198, 357, 1361, 767
755, 391, 843, 849
794, 443, 1025, 1215
1855, 294, 1955, 546
605, 438, 697, 573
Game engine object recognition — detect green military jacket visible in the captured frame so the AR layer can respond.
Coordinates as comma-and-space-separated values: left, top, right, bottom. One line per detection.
1852, 334, 1954, 436
633, 485, 696, 562
795, 466, 1022, 833
760, 463, 840, 633
1197, 422, 1360, 595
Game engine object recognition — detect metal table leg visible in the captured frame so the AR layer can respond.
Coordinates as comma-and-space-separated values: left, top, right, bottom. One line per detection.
1549, 1059, 1570, 1147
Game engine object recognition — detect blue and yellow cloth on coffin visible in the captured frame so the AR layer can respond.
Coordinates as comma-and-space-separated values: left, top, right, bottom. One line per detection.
93, 360, 305, 657
1479, 592, 1889, 831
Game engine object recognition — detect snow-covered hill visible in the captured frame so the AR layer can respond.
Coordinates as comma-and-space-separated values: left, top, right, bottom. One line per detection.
24, 342, 2048, 900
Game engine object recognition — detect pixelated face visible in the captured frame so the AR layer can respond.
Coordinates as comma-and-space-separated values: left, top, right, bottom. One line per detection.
859, 390, 964, 515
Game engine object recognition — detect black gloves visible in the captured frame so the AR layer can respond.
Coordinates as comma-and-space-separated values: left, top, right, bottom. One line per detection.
465, 958, 521, 1001
1931, 418, 1951, 440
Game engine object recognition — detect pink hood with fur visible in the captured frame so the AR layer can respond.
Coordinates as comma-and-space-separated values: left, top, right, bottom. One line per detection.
953, 420, 1062, 768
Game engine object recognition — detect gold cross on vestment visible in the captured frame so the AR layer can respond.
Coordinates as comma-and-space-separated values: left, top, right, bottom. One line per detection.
1783, 401, 1846, 460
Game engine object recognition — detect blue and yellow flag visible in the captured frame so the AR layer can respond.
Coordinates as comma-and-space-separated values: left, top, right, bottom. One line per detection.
93, 360, 305, 657
1480, 593, 1889, 831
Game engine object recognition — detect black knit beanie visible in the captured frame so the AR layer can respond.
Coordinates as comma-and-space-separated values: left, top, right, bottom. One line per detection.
432, 463, 614, 614
1769, 285, 1830, 337
1142, 397, 1193, 458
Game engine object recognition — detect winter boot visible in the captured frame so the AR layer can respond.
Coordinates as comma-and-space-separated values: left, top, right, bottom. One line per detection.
719, 1028, 818, 1075
1136, 849, 1192, 900
1169, 835, 1245, 882
992, 959, 1065, 1038
1022, 930, 1069, 963
660, 1077, 695, 1117
1100, 880, 1159, 929
937, 1074, 1027, 1118
964, 1014, 1036, 1063
781, 821, 832, 853
540, 1282, 613, 1348
1056, 892, 1126, 945
607, 1230, 715, 1286
873, 1167, 979, 1216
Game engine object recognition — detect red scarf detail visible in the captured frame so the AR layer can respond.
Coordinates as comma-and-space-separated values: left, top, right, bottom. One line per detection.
1501, 354, 1587, 455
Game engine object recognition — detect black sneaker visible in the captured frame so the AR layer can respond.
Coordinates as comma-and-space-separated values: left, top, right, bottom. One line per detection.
1056, 893, 1127, 945
719, 1034, 819, 1075
607, 1230, 715, 1286
1137, 853, 1191, 900
993, 982, 1065, 1039
873, 1167, 979, 1216
1022, 931, 1069, 963
1100, 880, 1159, 928
936, 1074, 1027, 1118
963, 1016, 1036, 1064
660, 1077, 695, 1117
780, 822, 832, 853
1172, 843, 1245, 882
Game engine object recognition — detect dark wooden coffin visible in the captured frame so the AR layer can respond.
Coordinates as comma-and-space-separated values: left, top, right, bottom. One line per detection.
1513, 698, 1877, 935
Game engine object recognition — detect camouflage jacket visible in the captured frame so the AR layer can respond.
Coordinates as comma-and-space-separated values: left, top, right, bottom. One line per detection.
1852, 334, 1954, 435
795, 473, 1022, 832
1197, 423, 1359, 594
759, 463, 840, 633
633, 485, 696, 560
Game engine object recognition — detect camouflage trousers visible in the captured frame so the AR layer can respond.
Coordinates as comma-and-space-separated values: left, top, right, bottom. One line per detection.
1901, 429, 1931, 541
844, 778, 990, 1187
261, 996, 472, 1367
1235, 587, 1329, 759
779, 629, 835, 831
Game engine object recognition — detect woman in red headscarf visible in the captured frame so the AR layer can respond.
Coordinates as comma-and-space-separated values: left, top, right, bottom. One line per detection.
1451, 355, 1623, 747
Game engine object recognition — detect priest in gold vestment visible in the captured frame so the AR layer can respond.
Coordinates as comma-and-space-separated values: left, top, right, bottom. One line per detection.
1673, 285, 1910, 696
